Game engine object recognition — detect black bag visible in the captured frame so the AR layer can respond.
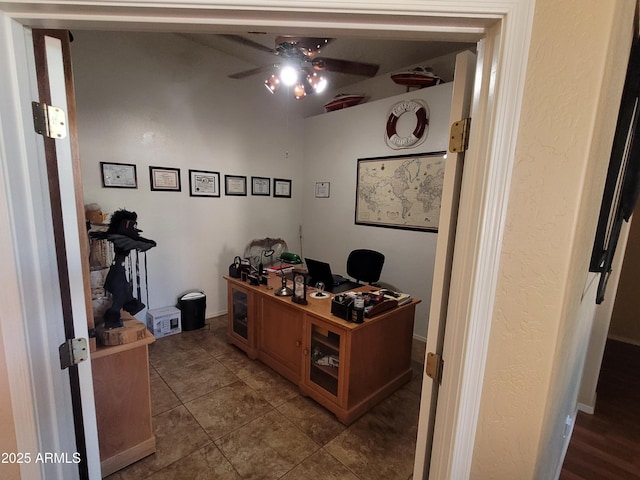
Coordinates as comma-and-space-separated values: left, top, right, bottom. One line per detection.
229, 256, 250, 278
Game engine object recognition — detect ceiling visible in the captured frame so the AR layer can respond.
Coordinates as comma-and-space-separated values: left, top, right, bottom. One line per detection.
178, 32, 475, 97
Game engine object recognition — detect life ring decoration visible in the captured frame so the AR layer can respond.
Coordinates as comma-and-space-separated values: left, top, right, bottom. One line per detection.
385, 99, 429, 149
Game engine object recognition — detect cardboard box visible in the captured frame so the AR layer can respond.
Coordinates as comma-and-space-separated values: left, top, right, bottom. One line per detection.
146, 306, 181, 338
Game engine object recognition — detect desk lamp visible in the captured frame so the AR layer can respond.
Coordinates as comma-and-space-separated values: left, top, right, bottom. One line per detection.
274, 252, 302, 296
259, 249, 274, 275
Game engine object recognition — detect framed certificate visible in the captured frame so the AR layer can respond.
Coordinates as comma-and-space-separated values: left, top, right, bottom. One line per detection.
100, 162, 137, 188
315, 182, 330, 198
225, 175, 247, 196
273, 178, 292, 198
149, 166, 181, 191
251, 176, 271, 196
188, 169, 220, 197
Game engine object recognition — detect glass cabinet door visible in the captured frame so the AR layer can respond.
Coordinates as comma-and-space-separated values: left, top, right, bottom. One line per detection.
231, 288, 249, 340
309, 323, 341, 397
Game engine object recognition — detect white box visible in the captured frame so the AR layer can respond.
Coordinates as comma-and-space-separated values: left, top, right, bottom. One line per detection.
147, 306, 181, 338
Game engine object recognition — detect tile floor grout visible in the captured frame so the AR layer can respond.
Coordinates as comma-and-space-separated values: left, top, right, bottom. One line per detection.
107, 315, 424, 480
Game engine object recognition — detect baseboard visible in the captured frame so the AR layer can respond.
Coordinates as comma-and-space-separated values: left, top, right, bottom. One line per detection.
412, 333, 426, 342
607, 334, 640, 347
577, 400, 595, 415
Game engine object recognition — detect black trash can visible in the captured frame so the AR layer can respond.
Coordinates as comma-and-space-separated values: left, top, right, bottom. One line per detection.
177, 291, 206, 331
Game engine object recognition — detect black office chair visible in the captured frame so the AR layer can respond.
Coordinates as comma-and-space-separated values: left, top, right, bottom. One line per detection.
346, 249, 385, 284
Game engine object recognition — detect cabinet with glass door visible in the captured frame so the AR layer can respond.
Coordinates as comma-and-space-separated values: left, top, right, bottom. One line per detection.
227, 283, 256, 357
305, 316, 344, 402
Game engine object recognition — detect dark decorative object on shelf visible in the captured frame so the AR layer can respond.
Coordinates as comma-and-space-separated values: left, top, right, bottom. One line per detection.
90, 209, 157, 328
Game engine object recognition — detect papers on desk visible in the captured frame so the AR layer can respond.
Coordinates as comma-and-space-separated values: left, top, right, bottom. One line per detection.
265, 263, 296, 274
337, 290, 412, 318
371, 289, 412, 306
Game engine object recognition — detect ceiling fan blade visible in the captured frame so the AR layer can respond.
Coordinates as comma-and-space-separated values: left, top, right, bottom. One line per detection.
221, 34, 276, 55
311, 57, 379, 77
275, 36, 334, 56
229, 64, 277, 79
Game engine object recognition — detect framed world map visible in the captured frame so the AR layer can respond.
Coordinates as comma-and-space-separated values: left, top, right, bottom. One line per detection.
355, 152, 447, 232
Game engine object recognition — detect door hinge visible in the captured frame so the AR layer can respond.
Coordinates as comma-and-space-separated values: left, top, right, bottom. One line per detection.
449, 117, 471, 153
59, 338, 88, 370
32, 101, 67, 139
426, 352, 444, 384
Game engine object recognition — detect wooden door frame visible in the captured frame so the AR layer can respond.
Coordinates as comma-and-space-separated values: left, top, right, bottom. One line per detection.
0, 2, 535, 479
31, 28, 95, 479
32, 29, 94, 479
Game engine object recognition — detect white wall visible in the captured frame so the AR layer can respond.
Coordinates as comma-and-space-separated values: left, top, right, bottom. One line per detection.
470, 1, 636, 478
302, 83, 453, 339
73, 31, 305, 318
72, 30, 453, 338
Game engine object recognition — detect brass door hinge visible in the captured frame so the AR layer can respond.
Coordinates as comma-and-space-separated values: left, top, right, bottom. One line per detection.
449, 117, 471, 153
59, 338, 88, 370
32, 101, 67, 139
426, 352, 444, 384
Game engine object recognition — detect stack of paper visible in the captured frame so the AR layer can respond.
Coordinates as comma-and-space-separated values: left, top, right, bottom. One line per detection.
372, 289, 412, 306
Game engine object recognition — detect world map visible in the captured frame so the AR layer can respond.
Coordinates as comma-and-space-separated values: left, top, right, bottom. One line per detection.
355, 154, 446, 231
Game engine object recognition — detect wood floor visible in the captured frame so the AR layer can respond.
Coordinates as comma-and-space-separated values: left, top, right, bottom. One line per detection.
560, 339, 640, 479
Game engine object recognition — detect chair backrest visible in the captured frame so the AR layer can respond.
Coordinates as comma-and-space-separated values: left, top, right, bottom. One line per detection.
346, 249, 385, 284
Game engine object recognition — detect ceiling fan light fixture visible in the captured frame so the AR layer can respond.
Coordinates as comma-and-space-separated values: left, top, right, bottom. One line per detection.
279, 64, 299, 87
264, 74, 280, 93
293, 83, 307, 100
307, 72, 327, 94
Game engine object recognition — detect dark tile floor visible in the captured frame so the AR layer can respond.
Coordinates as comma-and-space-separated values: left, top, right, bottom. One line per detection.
106, 315, 426, 480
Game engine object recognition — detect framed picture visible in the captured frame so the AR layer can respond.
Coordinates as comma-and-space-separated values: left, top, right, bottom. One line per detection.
355, 151, 447, 232
273, 178, 292, 198
100, 161, 137, 188
149, 166, 181, 191
188, 169, 220, 197
225, 175, 247, 196
251, 176, 271, 196
315, 182, 330, 198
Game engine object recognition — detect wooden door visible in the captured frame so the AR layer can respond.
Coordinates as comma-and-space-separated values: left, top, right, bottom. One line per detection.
258, 298, 303, 383
413, 50, 477, 478
32, 29, 101, 479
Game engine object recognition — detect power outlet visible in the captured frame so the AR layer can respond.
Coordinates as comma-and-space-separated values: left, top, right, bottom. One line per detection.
562, 414, 573, 438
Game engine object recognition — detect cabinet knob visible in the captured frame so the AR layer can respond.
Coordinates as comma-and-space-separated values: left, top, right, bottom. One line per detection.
295, 341, 301, 347
303, 349, 308, 356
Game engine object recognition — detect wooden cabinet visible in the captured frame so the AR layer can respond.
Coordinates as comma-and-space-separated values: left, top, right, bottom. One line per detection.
225, 275, 419, 424
91, 320, 155, 477
257, 298, 303, 383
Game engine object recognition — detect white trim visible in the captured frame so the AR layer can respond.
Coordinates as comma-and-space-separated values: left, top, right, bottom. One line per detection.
577, 400, 595, 415
0, 17, 41, 480
553, 406, 578, 480
428, 2, 535, 476
606, 333, 640, 347
0, 15, 72, 480
0, 1, 536, 478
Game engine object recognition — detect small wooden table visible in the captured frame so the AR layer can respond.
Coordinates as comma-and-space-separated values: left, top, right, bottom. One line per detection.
225, 274, 420, 424
92, 315, 155, 476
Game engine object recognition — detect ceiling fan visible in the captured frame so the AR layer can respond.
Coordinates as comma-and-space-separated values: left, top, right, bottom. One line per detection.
225, 35, 380, 99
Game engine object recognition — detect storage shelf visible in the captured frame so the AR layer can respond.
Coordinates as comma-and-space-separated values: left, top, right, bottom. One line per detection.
311, 333, 340, 351
311, 363, 339, 380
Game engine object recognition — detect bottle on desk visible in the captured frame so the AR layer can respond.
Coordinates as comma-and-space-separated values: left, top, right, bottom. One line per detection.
351, 293, 365, 324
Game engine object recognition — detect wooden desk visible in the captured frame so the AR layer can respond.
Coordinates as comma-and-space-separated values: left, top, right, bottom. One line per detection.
92, 316, 155, 477
225, 274, 420, 425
